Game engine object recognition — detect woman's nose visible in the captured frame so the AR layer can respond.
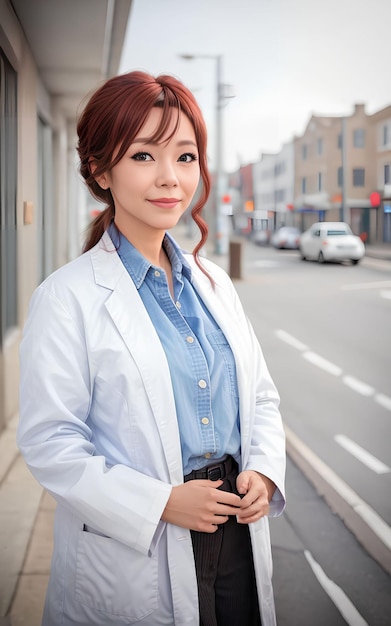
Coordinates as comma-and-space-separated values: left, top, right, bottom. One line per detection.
155, 163, 178, 187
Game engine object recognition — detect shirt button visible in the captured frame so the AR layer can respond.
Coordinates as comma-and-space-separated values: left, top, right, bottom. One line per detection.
204, 452, 212, 459
186, 336, 194, 344
198, 379, 207, 389
176, 301, 181, 309
201, 417, 209, 425
154, 270, 161, 277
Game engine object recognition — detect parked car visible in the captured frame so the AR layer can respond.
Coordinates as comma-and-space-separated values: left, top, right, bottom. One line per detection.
270, 226, 301, 249
299, 222, 365, 264
252, 229, 270, 246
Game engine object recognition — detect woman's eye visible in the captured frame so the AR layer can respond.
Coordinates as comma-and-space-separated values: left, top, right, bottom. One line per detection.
178, 152, 198, 163
131, 152, 153, 162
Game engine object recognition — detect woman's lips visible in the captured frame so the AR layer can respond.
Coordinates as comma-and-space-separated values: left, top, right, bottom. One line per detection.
147, 198, 181, 209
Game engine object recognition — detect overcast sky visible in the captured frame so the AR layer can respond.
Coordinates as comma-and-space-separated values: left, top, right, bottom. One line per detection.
119, 0, 391, 172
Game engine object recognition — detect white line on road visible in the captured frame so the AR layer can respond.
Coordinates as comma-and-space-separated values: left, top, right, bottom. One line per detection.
274, 329, 308, 351
303, 351, 343, 376
335, 434, 391, 474
342, 376, 375, 397
340, 280, 391, 291
304, 550, 369, 626
276, 329, 391, 412
375, 393, 391, 411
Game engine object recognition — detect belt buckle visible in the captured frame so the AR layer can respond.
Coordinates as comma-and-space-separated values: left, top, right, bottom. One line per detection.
207, 465, 223, 481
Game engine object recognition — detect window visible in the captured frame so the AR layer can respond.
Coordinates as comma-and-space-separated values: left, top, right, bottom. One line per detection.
317, 138, 323, 156
383, 125, 389, 146
326, 227, 351, 236
337, 167, 343, 187
301, 177, 306, 193
274, 189, 286, 202
318, 172, 322, 191
0, 50, 18, 345
353, 168, 365, 187
37, 118, 54, 281
302, 144, 308, 160
353, 128, 365, 148
385, 164, 390, 185
274, 161, 285, 176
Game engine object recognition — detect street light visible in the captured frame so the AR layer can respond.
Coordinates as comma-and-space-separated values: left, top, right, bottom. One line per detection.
180, 53, 232, 254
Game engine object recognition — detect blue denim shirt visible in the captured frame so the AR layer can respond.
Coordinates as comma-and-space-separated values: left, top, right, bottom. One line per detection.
110, 226, 240, 475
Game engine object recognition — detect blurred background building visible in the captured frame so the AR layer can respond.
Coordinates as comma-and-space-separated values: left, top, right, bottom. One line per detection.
0, 0, 133, 435
231, 103, 391, 245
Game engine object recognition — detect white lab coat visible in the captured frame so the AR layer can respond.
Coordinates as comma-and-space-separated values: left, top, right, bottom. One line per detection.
18, 231, 286, 626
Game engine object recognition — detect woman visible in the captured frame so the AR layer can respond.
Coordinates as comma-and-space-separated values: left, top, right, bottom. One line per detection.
18, 71, 286, 626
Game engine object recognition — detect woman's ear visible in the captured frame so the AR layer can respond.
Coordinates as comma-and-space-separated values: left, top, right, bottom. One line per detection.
96, 175, 109, 190
89, 158, 109, 190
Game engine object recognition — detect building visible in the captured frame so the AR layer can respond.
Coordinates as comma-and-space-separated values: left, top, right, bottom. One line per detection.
292, 102, 391, 242
236, 102, 391, 244
253, 143, 295, 229
252, 153, 276, 233
371, 105, 391, 242
247, 141, 295, 239
273, 141, 295, 224
0, 0, 132, 434
293, 104, 376, 237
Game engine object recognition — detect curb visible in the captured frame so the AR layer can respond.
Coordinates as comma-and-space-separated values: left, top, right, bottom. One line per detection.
364, 246, 391, 262
285, 424, 391, 575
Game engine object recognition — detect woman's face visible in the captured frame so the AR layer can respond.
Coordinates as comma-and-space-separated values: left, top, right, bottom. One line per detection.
99, 107, 200, 240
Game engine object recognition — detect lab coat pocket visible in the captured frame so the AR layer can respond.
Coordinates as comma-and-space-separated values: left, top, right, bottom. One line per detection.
75, 528, 158, 622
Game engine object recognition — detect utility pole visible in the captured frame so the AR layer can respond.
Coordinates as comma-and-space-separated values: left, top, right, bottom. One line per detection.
214, 55, 226, 254
180, 53, 233, 254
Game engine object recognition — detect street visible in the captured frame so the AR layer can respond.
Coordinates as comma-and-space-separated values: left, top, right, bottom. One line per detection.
233, 241, 391, 625
271, 456, 391, 626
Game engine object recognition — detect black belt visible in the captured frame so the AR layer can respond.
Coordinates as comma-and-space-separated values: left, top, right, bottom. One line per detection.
184, 455, 238, 482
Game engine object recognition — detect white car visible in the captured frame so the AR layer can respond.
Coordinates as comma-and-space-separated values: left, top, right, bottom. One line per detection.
299, 222, 365, 264
270, 226, 301, 249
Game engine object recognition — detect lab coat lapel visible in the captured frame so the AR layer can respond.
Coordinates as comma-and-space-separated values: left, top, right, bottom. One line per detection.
90, 233, 183, 483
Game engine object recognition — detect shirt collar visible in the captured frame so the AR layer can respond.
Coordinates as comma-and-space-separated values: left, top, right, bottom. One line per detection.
164, 231, 193, 282
107, 223, 193, 289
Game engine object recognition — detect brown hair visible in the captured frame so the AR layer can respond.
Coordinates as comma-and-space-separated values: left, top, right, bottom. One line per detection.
77, 70, 211, 276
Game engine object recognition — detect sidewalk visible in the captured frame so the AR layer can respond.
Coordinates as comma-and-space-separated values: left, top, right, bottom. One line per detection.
364, 242, 391, 261
0, 223, 390, 625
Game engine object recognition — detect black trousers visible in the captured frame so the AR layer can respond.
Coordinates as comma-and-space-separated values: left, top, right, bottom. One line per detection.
187, 458, 262, 626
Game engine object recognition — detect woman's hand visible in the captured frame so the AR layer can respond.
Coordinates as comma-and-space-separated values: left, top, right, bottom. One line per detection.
236, 471, 276, 524
161, 480, 242, 533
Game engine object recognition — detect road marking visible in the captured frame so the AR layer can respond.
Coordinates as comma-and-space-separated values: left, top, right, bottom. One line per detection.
380, 290, 391, 300
276, 329, 391, 412
304, 550, 369, 626
303, 351, 343, 376
375, 393, 391, 411
341, 280, 391, 291
274, 329, 308, 351
342, 376, 375, 396
335, 434, 391, 474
